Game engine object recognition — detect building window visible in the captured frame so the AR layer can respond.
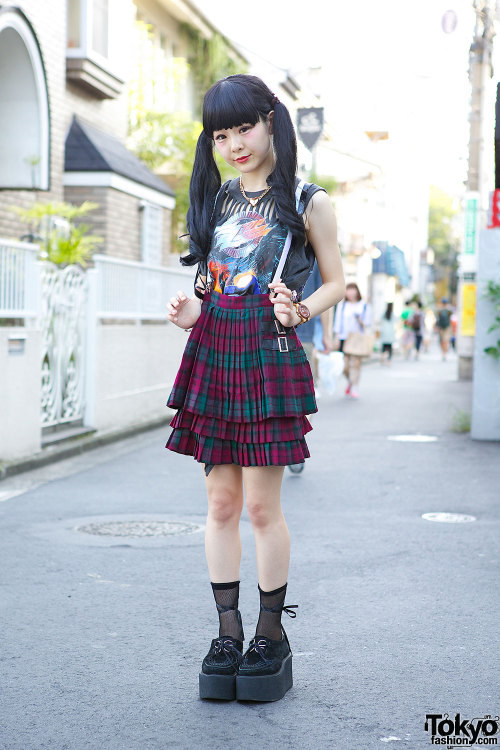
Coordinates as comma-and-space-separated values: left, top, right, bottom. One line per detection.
66, 0, 123, 99
92, 0, 108, 58
0, 8, 50, 190
67, 0, 109, 59
141, 203, 163, 266
67, 0, 81, 48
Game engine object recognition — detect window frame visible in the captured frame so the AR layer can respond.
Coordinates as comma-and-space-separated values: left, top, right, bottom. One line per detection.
66, 0, 123, 84
140, 201, 164, 267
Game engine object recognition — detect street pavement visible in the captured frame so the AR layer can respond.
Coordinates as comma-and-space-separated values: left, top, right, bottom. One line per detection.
1, 341, 499, 750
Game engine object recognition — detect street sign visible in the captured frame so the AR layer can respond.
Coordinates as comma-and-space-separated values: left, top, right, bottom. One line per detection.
464, 193, 479, 255
461, 282, 476, 336
487, 188, 500, 227
297, 108, 324, 150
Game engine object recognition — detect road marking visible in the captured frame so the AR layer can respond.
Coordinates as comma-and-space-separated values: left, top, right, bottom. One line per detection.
387, 434, 438, 442
422, 512, 476, 523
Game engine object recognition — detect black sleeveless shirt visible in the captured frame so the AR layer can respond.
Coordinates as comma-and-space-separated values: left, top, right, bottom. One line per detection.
193, 178, 325, 302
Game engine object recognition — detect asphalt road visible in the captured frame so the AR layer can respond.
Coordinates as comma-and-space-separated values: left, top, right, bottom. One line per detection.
1, 343, 499, 750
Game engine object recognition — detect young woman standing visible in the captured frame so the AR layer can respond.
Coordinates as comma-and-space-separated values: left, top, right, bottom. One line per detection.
333, 282, 372, 398
164, 75, 345, 702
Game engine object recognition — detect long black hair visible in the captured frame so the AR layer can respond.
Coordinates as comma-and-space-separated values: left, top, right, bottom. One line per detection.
180, 74, 305, 266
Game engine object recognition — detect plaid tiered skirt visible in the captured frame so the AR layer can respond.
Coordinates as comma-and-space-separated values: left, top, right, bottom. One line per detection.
165, 288, 317, 469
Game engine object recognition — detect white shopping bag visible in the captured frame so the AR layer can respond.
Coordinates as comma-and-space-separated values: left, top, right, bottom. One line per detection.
317, 351, 344, 395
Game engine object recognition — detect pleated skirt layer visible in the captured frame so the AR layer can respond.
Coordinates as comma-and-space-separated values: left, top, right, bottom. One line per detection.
165, 288, 317, 468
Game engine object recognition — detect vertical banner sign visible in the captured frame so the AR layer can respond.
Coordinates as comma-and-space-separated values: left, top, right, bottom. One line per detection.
461, 283, 477, 336
464, 195, 478, 255
487, 189, 500, 227
297, 108, 324, 151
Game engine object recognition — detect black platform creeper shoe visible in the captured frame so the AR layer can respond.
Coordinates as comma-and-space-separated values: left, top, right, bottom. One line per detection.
236, 604, 297, 702
199, 635, 244, 700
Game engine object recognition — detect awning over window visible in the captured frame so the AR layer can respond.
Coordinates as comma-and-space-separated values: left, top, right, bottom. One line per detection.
372, 241, 410, 287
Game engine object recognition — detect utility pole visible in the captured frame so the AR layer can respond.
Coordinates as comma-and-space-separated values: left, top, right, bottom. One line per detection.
458, 0, 495, 379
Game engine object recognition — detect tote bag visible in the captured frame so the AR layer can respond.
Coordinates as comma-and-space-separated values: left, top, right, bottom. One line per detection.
342, 302, 374, 357
343, 331, 374, 357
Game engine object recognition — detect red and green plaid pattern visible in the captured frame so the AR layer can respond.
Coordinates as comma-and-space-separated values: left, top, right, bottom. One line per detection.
169, 410, 312, 442
165, 289, 317, 467
165, 428, 311, 467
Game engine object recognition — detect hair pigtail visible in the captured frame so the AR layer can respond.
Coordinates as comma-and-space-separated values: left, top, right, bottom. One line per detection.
268, 100, 305, 247
181, 130, 220, 266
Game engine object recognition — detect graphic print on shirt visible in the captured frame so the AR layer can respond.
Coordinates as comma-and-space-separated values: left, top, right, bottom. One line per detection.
208, 210, 288, 295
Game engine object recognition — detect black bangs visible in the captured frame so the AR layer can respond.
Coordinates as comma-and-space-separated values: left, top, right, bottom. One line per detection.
203, 78, 268, 136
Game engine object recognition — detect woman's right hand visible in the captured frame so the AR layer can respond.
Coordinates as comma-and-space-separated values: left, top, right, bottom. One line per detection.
166, 290, 197, 329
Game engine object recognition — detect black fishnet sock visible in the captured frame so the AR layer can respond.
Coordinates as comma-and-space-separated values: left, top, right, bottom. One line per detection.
211, 581, 244, 642
255, 582, 287, 641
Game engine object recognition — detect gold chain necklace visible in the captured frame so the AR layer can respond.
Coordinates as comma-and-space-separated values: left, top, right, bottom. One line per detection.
239, 176, 272, 207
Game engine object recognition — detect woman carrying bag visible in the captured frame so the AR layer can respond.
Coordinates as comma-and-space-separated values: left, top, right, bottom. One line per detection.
333, 282, 372, 399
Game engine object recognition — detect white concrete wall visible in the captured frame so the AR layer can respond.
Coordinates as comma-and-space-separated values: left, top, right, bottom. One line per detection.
471, 229, 500, 440
91, 322, 189, 432
0, 329, 41, 461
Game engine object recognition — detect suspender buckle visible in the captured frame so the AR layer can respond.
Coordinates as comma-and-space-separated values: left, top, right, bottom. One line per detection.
278, 336, 289, 353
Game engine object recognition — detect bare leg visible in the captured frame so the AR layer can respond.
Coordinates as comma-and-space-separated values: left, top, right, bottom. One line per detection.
242, 465, 289, 591
349, 355, 362, 385
203, 463, 244, 582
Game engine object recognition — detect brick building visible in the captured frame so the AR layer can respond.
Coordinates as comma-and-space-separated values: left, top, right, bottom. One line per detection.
0, 0, 174, 264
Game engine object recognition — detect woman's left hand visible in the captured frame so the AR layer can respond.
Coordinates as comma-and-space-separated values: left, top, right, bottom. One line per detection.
268, 279, 298, 327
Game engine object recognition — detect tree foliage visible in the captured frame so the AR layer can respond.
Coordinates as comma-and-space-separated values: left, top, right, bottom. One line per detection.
10, 201, 102, 267
428, 186, 460, 259
128, 22, 247, 252
483, 279, 500, 360
180, 24, 247, 118
428, 185, 460, 294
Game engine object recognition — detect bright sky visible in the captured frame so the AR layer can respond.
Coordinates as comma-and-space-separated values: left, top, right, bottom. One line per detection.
192, 0, 479, 195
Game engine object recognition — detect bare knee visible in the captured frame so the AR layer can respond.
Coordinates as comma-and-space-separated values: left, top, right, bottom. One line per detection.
246, 498, 276, 530
207, 489, 242, 526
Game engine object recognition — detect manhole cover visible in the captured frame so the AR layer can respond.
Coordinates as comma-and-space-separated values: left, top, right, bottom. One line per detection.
421, 512, 476, 523
75, 520, 203, 537
388, 434, 438, 443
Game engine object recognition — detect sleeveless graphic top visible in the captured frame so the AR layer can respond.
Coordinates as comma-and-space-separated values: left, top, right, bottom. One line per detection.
193, 178, 325, 301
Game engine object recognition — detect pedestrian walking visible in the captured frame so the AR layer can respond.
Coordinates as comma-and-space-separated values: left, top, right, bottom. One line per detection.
436, 297, 453, 360
333, 282, 372, 399
379, 302, 395, 365
423, 308, 435, 352
450, 308, 458, 351
411, 301, 424, 360
400, 300, 415, 359
164, 74, 345, 702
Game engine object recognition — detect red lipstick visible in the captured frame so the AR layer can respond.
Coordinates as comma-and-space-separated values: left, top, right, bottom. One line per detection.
236, 155, 250, 163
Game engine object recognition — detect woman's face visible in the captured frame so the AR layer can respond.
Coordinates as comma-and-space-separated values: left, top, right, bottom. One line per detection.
346, 286, 358, 302
213, 115, 274, 175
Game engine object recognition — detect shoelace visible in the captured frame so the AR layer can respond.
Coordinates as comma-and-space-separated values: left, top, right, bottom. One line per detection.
259, 603, 298, 618
246, 603, 298, 664
212, 637, 243, 669
247, 637, 274, 665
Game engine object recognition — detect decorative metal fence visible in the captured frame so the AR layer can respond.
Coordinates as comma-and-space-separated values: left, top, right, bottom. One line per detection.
39, 262, 88, 427
0, 242, 196, 430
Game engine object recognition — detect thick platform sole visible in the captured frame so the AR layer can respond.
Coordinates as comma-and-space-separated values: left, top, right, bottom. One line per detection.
236, 653, 293, 702
199, 671, 236, 700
